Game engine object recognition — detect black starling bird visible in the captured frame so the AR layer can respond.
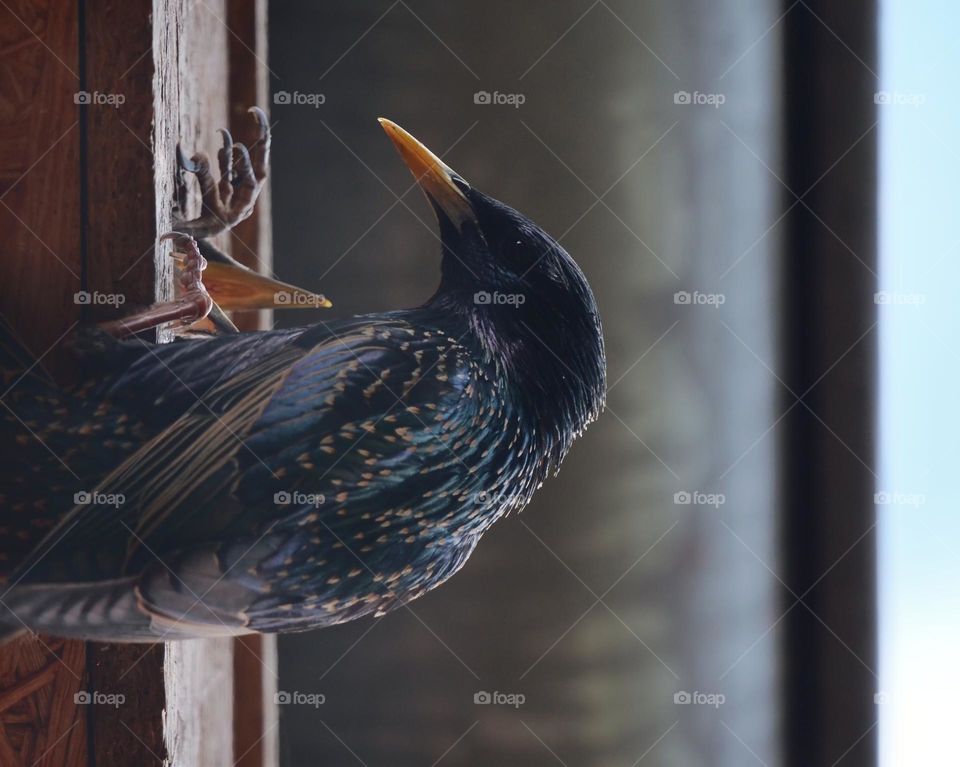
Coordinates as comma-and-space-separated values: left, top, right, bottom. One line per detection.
0, 118, 605, 641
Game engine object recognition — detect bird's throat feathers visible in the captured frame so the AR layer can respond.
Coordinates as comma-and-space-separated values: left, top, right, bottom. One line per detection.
423, 291, 606, 473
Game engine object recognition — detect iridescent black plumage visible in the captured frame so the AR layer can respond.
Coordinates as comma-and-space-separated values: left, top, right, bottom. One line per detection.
0, 121, 605, 641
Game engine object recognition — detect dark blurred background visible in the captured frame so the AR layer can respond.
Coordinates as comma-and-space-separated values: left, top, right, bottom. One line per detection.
268, 2, 878, 765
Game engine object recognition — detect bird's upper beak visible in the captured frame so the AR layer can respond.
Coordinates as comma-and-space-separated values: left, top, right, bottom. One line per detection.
379, 118, 477, 230
202, 260, 332, 311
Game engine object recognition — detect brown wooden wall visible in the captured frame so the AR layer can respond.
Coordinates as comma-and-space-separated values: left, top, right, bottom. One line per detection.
0, 1, 276, 765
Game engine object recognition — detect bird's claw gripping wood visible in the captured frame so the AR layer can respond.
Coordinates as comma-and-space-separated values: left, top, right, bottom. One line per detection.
173, 106, 271, 239
98, 233, 214, 338
99, 106, 324, 334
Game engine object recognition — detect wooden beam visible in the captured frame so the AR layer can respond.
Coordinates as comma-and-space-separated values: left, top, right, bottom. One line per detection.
1, 1, 278, 764
155, 1, 241, 764
0, 1, 83, 365
0, 2, 88, 765
226, 3, 279, 766
234, 635, 278, 767
82, 0, 166, 759
227, 0, 274, 333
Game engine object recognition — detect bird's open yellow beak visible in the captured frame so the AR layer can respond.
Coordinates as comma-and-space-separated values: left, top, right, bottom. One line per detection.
203, 261, 332, 311
378, 118, 477, 229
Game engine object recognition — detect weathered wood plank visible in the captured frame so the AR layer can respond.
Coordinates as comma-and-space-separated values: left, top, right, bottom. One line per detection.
81, 2, 168, 761
0, 1, 279, 763
227, 0, 273, 333
87, 644, 166, 765
0, 2, 88, 765
0, 0, 83, 362
234, 635, 278, 767
154, 1, 240, 764
226, 2, 278, 764
227, 4, 278, 765
84, 0, 158, 323
164, 638, 235, 767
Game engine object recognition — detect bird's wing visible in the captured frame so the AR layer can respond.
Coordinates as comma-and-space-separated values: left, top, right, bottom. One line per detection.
13, 318, 481, 593
204, 322, 495, 631
0, 326, 309, 581
10, 337, 307, 584
137, 527, 481, 636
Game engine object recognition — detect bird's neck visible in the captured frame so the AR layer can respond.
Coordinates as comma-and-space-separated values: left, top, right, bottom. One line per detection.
416, 292, 604, 472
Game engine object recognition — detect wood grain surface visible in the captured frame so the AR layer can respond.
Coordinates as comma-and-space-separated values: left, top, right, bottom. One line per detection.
0, 1, 278, 765
0, 2, 88, 764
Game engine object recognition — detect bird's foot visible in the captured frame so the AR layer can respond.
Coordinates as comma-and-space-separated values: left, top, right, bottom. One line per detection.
99, 233, 220, 338
166, 106, 330, 316
172, 107, 271, 239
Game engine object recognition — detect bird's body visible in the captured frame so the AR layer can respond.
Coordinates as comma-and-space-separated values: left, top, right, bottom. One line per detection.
0, 120, 605, 641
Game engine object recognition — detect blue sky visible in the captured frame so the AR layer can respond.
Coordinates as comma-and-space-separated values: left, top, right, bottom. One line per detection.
879, 1, 960, 762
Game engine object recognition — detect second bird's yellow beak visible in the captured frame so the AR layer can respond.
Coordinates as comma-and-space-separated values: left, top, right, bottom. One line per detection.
203, 260, 332, 311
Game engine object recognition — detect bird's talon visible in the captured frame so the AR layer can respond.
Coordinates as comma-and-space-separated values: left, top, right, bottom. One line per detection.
176, 144, 199, 174
248, 106, 269, 137
170, 106, 270, 239
232, 143, 255, 189
97, 233, 212, 338
159, 231, 198, 250
217, 130, 234, 183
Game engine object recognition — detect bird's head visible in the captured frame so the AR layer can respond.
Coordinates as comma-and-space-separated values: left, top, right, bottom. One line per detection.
380, 119, 606, 465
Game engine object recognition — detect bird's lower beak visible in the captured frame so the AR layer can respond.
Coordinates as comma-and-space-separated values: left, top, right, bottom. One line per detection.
202, 260, 332, 311
379, 118, 477, 230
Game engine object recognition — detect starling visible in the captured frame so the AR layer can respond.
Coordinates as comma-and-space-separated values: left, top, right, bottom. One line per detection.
0, 118, 605, 641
